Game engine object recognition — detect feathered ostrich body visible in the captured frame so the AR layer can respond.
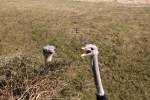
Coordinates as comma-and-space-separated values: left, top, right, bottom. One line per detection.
81, 44, 107, 100
42, 45, 56, 64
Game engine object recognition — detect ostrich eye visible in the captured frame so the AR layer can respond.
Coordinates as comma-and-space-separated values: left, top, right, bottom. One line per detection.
91, 48, 94, 50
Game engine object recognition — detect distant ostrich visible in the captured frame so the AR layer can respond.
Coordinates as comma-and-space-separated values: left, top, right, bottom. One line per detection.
42, 45, 56, 65
81, 44, 107, 100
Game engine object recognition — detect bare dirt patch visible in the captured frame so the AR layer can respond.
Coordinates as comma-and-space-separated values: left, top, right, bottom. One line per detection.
73, 0, 150, 4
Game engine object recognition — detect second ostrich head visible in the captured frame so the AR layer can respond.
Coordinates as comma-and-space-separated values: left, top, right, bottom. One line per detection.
81, 44, 99, 57
42, 45, 56, 63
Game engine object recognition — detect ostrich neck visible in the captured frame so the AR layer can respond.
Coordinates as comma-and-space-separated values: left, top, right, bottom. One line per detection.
91, 54, 105, 96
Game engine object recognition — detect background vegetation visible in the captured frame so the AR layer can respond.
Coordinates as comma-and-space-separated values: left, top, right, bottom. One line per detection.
0, 0, 150, 99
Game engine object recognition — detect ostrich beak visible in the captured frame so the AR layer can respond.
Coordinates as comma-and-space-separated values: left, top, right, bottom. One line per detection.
81, 47, 92, 57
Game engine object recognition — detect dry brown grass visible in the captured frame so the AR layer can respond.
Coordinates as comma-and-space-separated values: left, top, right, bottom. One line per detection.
0, 0, 150, 100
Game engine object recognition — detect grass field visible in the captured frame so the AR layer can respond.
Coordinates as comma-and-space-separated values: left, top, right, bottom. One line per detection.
0, 0, 150, 100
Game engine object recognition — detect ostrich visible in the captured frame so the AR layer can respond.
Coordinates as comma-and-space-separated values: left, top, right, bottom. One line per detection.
81, 44, 107, 100
42, 45, 56, 65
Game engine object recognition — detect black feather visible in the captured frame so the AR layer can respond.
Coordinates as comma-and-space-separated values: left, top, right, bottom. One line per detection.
96, 95, 108, 100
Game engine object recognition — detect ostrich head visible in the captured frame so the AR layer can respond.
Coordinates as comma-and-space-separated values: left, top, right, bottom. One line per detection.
42, 45, 56, 62
81, 44, 99, 57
